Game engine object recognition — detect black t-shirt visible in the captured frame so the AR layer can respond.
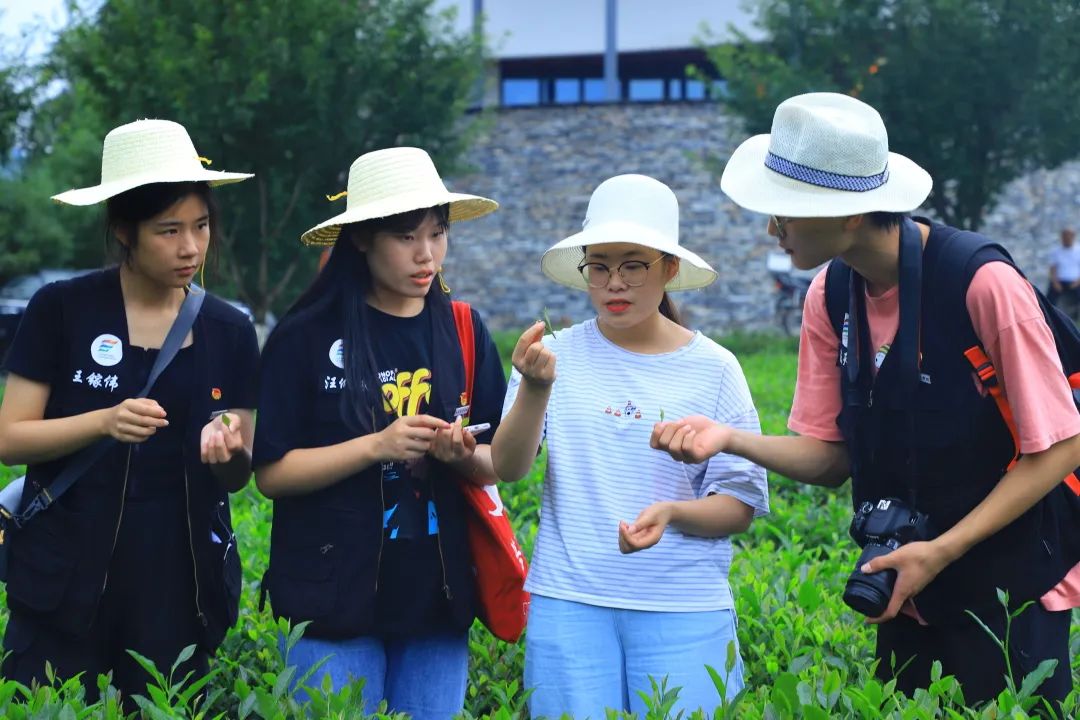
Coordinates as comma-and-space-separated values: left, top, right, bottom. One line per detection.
4, 268, 259, 498
368, 304, 449, 634
253, 298, 507, 637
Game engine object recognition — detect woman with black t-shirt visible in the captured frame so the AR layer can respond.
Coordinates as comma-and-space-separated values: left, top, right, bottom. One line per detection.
253, 147, 506, 719
0, 120, 259, 704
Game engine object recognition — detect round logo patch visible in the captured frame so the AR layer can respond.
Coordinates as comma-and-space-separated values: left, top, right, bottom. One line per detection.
90, 333, 123, 367
329, 339, 345, 369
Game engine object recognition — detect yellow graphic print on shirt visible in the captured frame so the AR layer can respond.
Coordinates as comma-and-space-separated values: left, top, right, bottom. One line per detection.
381, 367, 433, 417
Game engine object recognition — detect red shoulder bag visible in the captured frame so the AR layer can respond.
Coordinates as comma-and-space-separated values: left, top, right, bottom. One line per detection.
450, 301, 530, 642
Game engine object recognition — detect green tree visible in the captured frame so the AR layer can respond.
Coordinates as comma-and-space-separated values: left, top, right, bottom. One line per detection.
38, 0, 486, 319
705, 0, 1080, 229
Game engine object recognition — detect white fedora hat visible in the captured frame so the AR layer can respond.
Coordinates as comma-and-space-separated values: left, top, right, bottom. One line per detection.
301, 147, 498, 246
541, 174, 717, 291
52, 119, 252, 206
721, 92, 932, 217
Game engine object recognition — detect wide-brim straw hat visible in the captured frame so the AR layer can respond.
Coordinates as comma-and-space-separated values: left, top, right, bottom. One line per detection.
301, 147, 498, 246
52, 119, 252, 206
720, 92, 932, 217
541, 174, 717, 291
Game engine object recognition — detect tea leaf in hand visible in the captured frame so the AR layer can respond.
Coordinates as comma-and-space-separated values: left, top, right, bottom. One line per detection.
221, 413, 231, 428
659, 408, 665, 422
543, 307, 557, 338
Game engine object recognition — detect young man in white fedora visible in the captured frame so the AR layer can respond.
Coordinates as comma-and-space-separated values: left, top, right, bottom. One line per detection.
0, 119, 259, 706
491, 174, 769, 716
652, 92, 1080, 704
253, 147, 507, 718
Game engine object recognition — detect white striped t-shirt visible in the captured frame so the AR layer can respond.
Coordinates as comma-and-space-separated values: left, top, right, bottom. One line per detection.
502, 319, 769, 612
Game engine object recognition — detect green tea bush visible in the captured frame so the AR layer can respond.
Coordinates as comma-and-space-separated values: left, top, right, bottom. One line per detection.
0, 334, 1075, 718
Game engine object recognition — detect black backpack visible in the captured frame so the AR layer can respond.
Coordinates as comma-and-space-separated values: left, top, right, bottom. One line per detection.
824, 220, 1080, 577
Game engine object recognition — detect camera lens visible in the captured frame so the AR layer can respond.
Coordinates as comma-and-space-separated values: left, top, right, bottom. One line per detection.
843, 544, 897, 617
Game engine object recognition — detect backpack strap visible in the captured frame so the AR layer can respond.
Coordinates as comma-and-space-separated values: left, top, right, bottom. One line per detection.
451, 300, 476, 403
939, 228, 1080, 497
823, 258, 850, 342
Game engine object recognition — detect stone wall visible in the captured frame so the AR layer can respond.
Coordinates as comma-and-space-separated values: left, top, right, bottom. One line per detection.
442, 103, 1080, 334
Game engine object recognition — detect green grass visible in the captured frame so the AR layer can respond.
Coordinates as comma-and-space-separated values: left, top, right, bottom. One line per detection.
0, 333, 1077, 718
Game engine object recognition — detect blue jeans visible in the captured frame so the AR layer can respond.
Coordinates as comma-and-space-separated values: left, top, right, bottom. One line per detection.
524, 595, 745, 718
282, 630, 469, 719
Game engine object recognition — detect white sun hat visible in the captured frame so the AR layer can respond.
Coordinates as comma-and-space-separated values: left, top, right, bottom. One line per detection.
52, 119, 252, 206
541, 174, 717, 291
301, 147, 498, 246
720, 92, 932, 218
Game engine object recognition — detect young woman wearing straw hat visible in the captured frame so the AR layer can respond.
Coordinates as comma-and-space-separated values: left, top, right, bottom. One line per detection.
491, 174, 769, 716
0, 119, 259, 703
253, 147, 506, 718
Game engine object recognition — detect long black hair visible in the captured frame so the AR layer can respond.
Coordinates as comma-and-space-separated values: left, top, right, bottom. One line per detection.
265, 204, 452, 435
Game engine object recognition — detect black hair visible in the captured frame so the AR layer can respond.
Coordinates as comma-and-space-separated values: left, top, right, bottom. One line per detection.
104, 181, 219, 266
862, 211, 907, 231
265, 204, 451, 435
658, 290, 683, 326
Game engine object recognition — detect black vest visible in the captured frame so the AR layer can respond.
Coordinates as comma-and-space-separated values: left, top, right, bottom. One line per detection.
261, 297, 477, 639
5, 269, 251, 650
826, 220, 1065, 625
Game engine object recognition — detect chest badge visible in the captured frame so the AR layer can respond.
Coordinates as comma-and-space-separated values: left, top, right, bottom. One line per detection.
329, 339, 345, 369
90, 333, 123, 367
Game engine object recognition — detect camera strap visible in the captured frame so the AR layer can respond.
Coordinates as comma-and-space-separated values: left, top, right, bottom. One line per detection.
845, 218, 924, 505
896, 217, 924, 505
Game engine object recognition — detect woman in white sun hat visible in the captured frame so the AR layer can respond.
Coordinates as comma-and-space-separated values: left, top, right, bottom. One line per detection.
0, 119, 258, 705
490, 174, 769, 717
252, 147, 506, 718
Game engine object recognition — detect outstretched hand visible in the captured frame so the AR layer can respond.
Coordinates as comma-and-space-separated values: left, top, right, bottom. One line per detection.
650, 415, 730, 464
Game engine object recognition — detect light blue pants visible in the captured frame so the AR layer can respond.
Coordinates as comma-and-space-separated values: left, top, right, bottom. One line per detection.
282, 630, 469, 720
524, 595, 745, 719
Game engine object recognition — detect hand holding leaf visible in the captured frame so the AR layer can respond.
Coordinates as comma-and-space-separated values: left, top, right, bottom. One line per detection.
543, 307, 557, 339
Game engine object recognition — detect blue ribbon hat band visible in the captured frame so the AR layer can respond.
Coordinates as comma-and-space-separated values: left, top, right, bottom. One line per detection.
764, 152, 889, 192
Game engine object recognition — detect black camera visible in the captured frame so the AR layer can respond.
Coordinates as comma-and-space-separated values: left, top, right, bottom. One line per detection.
842, 497, 934, 617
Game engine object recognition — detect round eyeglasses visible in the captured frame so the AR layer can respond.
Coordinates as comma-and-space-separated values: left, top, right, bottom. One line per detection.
577, 255, 667, 289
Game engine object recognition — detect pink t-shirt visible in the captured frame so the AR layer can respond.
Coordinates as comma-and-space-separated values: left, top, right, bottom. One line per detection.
789, 260, 1080, 612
